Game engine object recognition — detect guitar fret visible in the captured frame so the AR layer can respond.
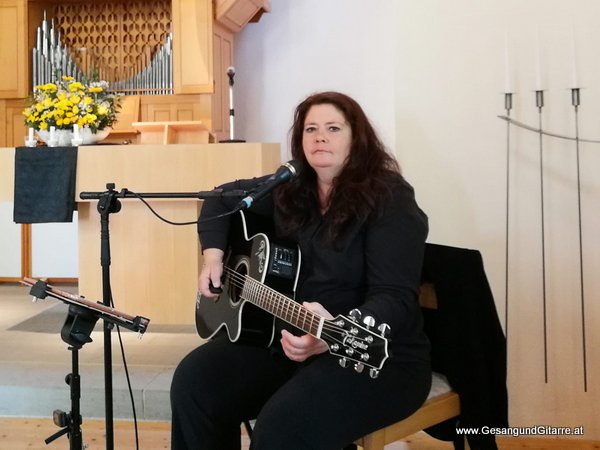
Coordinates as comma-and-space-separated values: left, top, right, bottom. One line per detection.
302, 311, 306, 330
291, 302, 299, 328
274, 290, 280, 318
309, 312, 316, 335
270, 287, 278, 317
254, 281, 261, 306
258, 282, 268, 310
286, 299, 294, 324
255, 282, 263, 308
306, 309, 312, 334
281, 296, 287, 322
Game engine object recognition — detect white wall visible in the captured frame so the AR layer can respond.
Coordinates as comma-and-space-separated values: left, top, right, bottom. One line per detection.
234, 0, 396, 157
31, 218, 79, 278
393, 0, 600, 436
0, 203, 21, 277
234, 0, 600, 440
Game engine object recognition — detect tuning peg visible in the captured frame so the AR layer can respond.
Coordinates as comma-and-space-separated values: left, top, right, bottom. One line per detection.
363, 315, 375, 329
354, 362, 364, 373
369, 368, 379, 379
339, 357, 349, 368
349, 309, 362, 322
377, 322, 390, 337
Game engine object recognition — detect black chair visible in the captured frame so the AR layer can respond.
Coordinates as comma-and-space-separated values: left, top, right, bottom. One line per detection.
354, 244, 508, 450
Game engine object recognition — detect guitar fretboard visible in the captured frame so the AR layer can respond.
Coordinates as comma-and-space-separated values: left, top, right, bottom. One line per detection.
240, 274, 323, 338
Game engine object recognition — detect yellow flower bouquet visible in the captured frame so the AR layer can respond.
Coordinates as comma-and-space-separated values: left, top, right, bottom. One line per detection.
23, 75, 122, 135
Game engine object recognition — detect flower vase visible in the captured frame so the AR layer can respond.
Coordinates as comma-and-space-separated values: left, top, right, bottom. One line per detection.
36, 128, 111, 146
37, 129, 72, 146
80, 128, 111, 145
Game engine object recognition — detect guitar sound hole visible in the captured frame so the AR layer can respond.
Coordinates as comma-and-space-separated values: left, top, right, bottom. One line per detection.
228, 259, 248, 305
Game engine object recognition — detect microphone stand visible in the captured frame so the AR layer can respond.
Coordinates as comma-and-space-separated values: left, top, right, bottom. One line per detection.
98, 184, 120, 449
221, 68, 246, 143
79, 183, 248, 449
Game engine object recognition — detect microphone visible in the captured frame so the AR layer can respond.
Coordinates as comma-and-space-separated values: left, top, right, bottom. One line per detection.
227, 66, 235, 86
238, 160, 302, 210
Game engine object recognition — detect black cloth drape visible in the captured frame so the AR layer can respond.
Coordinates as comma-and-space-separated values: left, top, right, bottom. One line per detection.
422, 243, 509, 450
13, 147, 78, 223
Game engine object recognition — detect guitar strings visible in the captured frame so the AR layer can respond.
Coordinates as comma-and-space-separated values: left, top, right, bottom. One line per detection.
221, 267, 343, 335
221, 267, 345, 338
218, 266, 379, 354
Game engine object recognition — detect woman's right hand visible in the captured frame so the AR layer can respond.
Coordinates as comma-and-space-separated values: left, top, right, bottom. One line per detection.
198, 248, 225, 299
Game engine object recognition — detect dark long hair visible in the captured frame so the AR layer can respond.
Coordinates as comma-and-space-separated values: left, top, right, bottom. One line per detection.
275, 91, 402, 238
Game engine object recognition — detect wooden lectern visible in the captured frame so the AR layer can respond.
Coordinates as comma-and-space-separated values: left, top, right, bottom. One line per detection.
132, 121, 212, 144
76, 142, 280, 325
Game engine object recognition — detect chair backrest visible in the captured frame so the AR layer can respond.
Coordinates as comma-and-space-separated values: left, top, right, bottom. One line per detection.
419, 243, 508, 446
355, 244, 508, 450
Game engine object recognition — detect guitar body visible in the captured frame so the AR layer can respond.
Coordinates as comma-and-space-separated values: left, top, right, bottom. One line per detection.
195, 211, 301, 347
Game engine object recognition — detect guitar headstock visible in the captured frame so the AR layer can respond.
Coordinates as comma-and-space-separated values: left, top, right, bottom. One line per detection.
323, 309, 390, 379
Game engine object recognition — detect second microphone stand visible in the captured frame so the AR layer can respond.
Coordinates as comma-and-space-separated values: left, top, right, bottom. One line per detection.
221, 67, 246, 143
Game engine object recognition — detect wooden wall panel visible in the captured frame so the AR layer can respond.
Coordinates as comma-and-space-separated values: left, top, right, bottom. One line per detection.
0, 98, 27, 147
172, 0, 213, 94
0, 0, 27, 98
0, 100, 6, 147
5, 99, 27, 146
212, 22, 234, 142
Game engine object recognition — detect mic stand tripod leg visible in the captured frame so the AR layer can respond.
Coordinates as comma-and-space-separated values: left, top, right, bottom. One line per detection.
45, 426, 70, 445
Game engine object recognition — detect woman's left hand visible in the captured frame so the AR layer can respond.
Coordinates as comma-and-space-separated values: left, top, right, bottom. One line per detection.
280, 302, 333, 362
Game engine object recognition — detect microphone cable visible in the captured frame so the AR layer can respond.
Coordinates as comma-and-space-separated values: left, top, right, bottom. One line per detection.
126, 190, 241, 226
107, 291, 141, 450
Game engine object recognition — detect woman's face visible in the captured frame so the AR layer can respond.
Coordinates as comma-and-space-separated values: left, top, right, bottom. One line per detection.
302, 103, 352, 178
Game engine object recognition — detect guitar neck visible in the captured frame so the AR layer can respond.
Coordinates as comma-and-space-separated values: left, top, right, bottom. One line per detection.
236, 270, 324, 338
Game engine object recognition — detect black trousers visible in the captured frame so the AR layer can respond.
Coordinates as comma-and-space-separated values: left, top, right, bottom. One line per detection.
170, 336, 431, 450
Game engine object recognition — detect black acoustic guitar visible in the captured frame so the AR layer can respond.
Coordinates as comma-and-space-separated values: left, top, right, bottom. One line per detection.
195, 211, 390, 378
